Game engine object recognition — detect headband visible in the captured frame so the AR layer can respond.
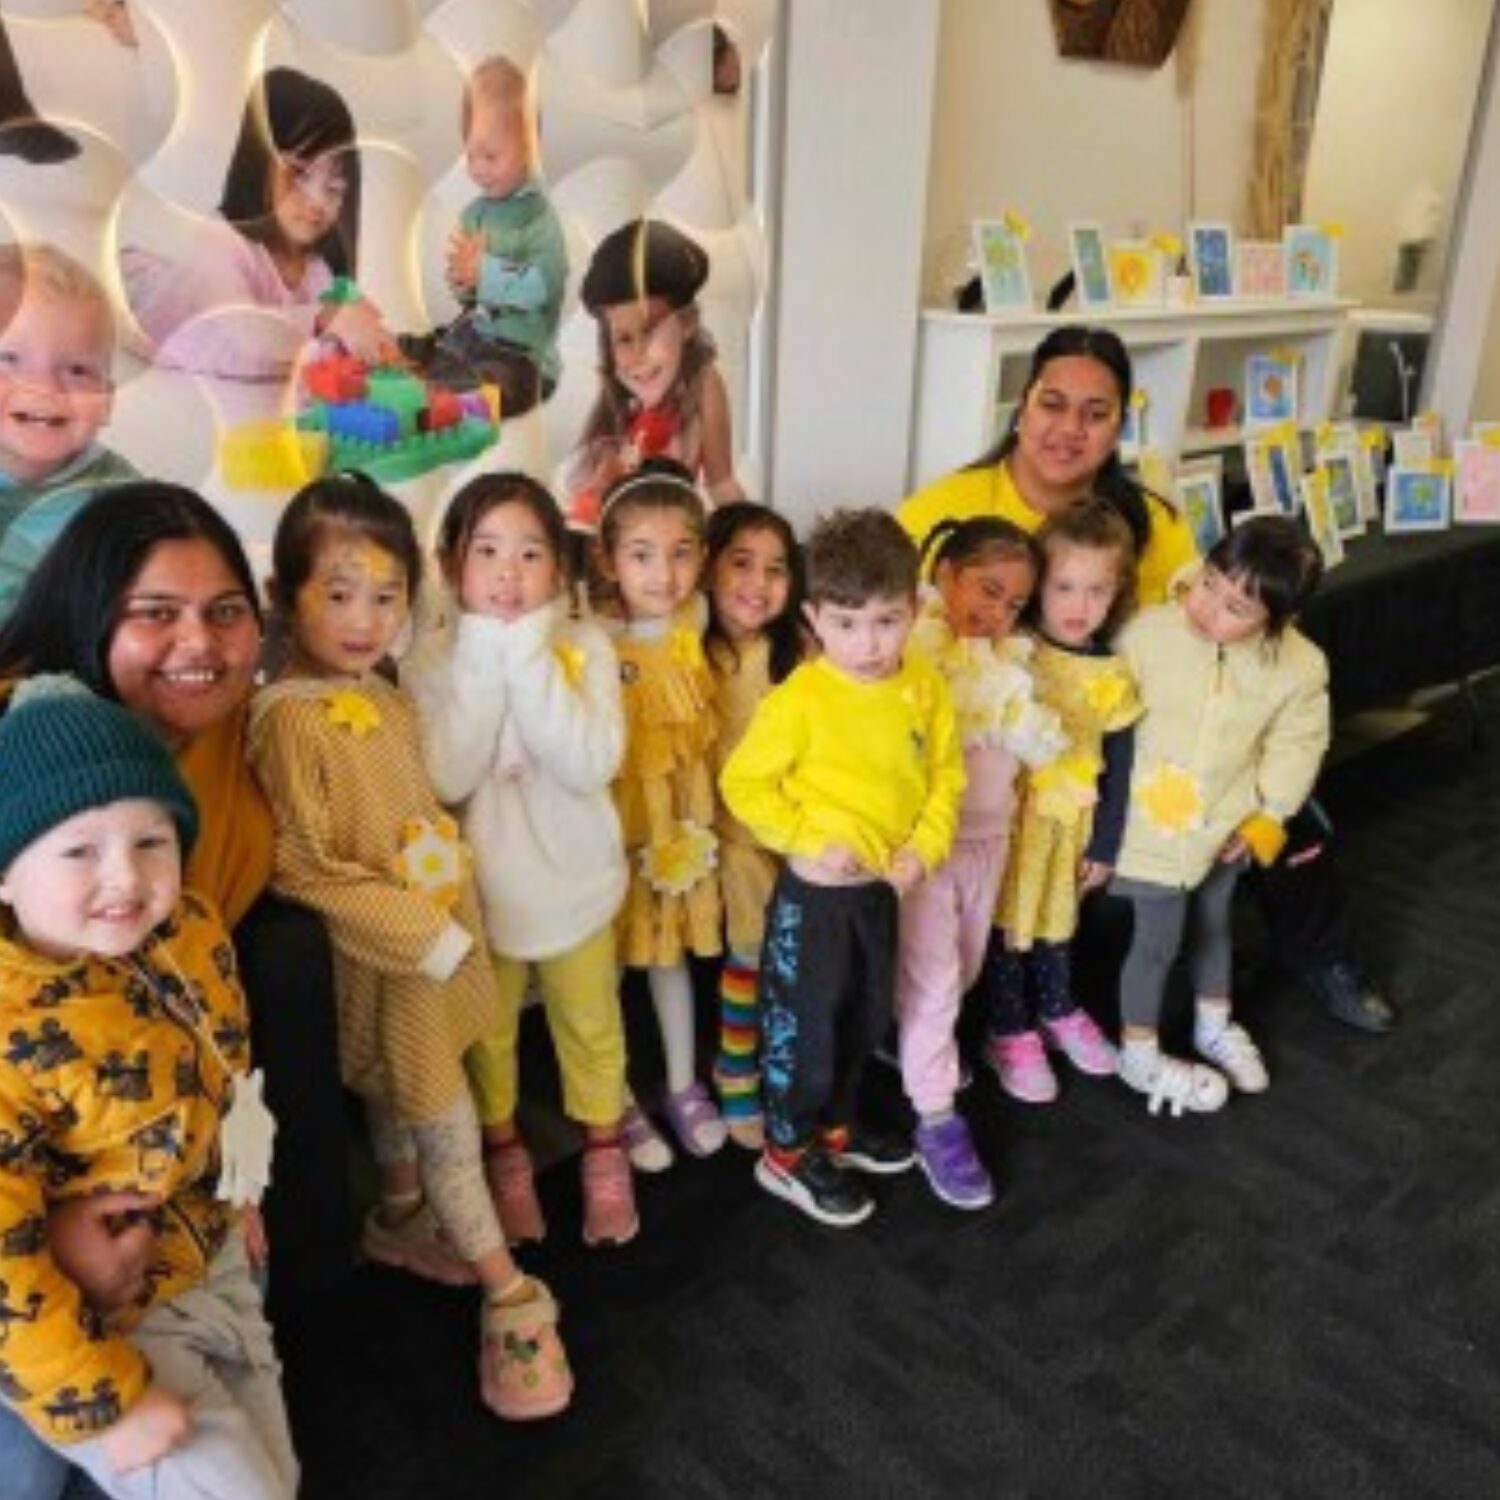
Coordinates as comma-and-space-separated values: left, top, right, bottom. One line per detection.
598, 469, 706, 522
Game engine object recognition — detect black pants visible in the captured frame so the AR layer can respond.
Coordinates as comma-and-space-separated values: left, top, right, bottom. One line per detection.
1246, 800, 1355, 971
758, 870, 897, 1151
234, 894, 354, 1310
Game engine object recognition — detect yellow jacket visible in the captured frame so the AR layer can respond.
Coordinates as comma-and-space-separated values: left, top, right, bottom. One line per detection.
0, 894, 244, 1443
898, 460, 1196, 607
719, 654, 965, 878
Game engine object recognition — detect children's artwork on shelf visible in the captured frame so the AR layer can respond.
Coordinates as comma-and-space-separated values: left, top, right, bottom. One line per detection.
1177, 460, 1225, 556
1107, 242, 1163, 307
1246, 435, 1299, 515
1300, 471, 1345, 567
1391, 427, 1435, 467
1188, 222, 1234, 299
972, 218, 1033, 313
1453, 440, 1500, 523
1234, 241, 1287, 298
1068, 222, 1114, 309
1284, 225, 1338, 297
1411, 409, 1445, 456
1316, 422, 1377, 521
1243, 352, 1298, 427
1385, 465, 1452, 533
1120, 387, 1148, 450
1320, 451, 1364, 538
1471, 421, 1500, 447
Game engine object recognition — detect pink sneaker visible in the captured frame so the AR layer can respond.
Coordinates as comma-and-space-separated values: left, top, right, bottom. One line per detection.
985, 1030, 1059, 1104
581, 1142, 639, 1247
1042, 1009, 1119, 1077
482, 1139, 546, 1246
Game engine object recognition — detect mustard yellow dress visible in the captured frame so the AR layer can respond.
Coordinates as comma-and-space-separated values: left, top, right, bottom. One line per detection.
997, 639, 1141, 947
612, 606, 724, 967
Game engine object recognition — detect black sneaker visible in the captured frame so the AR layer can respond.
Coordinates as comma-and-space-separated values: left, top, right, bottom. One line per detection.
1301, 960, 1398, 1034
828, 1125, 916, 1176
755, 1150, 874, 1227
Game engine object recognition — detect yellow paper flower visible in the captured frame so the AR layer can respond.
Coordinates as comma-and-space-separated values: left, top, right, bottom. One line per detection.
1135, 762, 1206, 835
1083, 668, 1130, 723
553, 642, 585, 689
639, 819, 718, 896
1030, 749, 1102, 825
391, 815, 471, 909
326, 689, 380, 738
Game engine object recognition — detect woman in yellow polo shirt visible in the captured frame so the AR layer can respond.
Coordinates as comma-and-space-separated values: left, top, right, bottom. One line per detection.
898, 324, 1396, 1036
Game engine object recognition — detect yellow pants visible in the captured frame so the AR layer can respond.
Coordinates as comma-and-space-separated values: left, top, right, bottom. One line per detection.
466, 922, 626, 1128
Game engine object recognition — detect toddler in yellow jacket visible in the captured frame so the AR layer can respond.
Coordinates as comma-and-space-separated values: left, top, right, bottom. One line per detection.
721, 509, 964, 1228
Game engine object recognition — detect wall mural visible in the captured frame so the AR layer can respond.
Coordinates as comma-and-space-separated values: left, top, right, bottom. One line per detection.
0, 0, 774, 575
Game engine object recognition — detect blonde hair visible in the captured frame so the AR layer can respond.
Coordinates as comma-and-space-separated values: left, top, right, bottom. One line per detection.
462, 54, 530, 137
0, 243, 115, 346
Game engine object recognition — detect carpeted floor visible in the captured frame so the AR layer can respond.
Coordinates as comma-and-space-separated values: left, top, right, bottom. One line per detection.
277, 680, 1500, 1500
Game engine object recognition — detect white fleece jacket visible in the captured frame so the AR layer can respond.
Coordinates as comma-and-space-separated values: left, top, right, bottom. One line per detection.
403, 598, 628, 961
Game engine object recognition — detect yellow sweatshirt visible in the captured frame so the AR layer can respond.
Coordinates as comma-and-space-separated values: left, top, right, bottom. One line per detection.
719, 654, 965, 878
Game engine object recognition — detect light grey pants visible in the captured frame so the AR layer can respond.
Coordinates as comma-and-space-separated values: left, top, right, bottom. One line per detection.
43, 1233, 297, 1500
1113, 859, 1245, 1031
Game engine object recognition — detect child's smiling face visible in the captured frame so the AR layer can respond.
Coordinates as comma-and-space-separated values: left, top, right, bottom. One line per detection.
285, 532, 410, 678
709, 525, 791, 641
0, 288, 113, 484
465, 101, 531, 199
603, 297, 687, 412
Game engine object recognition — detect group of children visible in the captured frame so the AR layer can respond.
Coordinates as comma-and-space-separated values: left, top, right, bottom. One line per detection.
0, 426, 1331, 1489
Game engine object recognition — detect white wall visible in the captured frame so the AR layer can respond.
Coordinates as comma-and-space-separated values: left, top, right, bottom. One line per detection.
919, 0, 1262, 304
1303, 0, 1493, 313
767, 0, 941, 523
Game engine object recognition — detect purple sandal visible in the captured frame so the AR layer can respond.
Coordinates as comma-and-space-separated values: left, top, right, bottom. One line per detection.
662, 1082, 727, 1158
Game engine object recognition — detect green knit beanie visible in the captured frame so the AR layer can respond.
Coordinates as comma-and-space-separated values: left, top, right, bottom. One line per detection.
0, 675, 199, 873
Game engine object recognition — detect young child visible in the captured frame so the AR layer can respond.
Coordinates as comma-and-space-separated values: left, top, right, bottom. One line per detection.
981, 497, 1140, 1104
0, 676, 296, 1497
703, 501, 805, 1150
403, 54, 567, 418
123, 66, 397, 380
721, 508, 965, 1228
564, 218, 745, 531
247, 473, 571, 1421
594, 461, 726, 1168
899, 517, 1066, 1209
1112, 517, 1329, 1116
402, 472, 637, 1248
0, 243, 138, 618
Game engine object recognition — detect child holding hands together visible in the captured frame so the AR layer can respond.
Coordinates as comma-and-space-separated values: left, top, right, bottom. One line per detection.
721, 509, 964, 1228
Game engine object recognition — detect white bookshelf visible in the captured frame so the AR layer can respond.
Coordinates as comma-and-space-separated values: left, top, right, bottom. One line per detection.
907, 299, 1356, 489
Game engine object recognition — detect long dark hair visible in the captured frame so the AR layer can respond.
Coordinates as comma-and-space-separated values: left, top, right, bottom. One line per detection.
219, 66, 361, 278
436, 471, 569, 592
968, 325, 1159, 553
704, 501, 805, 684
0, 482, 261, 699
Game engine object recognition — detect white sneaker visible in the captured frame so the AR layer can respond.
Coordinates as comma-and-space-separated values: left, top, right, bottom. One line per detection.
1118, 1048, 1228, 1117
1195, 1021, 1269, 1093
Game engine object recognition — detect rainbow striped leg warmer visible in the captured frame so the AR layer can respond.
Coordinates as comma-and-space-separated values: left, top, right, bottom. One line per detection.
714, 952, 762, 1122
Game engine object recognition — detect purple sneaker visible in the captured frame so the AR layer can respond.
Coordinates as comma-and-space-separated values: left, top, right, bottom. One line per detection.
914, 1115, 994, 1211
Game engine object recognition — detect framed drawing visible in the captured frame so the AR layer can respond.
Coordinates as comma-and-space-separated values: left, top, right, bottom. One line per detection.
1471, 421, 1500, 446
1320, 452, 1364, 538
1244, 352, 1298, 427
1453, 440, 1500, 524
1068, 222, 1114, 309
1234, 240, 1287, 298
1246, 435, 1299, 515
971, 218, 1033, 313
1316, 422, 1377, 521
1384, 466, 1451, 533
1107, 241, 1164, 307
1300, 472, 1345, 568
1177, 461, 1225, 557
1188, 221, 1234, 299
1284, 224, 1338, 297
1391, 428, 1435, 467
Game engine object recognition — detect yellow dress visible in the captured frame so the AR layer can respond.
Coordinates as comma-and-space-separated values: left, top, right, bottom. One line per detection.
997, 639, 1141, 947
708, 634, 781, 957
612, 607, 724, 967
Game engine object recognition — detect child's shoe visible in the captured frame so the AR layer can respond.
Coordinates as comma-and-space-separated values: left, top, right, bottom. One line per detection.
480, 1277, 573, 1421
1042, 1008, 1119, 1076
713, 1065, 766, 1151
1118, 1046, 1228, 1117
663, 1082, 727, 1157
482, 1139, 546, 1246
985, 1030, 1059, 1104
754, 1148, 873, 1228
826, 1123, 915, 1175
362, 1201, 477, 1287
620, 1102, 674, 1173
580, 1142, 639, 1247
1194, 1019, 1269, 1093
914, 1114, 994, 1211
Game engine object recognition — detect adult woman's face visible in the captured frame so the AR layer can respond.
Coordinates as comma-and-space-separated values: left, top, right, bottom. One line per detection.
107, 539, 261, 747
1013, 354, 1124, 499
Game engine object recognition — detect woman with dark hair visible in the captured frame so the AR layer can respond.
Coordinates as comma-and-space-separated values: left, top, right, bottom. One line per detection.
899, 325, 1396, 1035
122, 65, 396, 378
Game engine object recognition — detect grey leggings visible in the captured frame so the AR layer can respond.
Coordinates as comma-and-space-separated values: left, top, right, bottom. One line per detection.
1114, 860, 1245, 1031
